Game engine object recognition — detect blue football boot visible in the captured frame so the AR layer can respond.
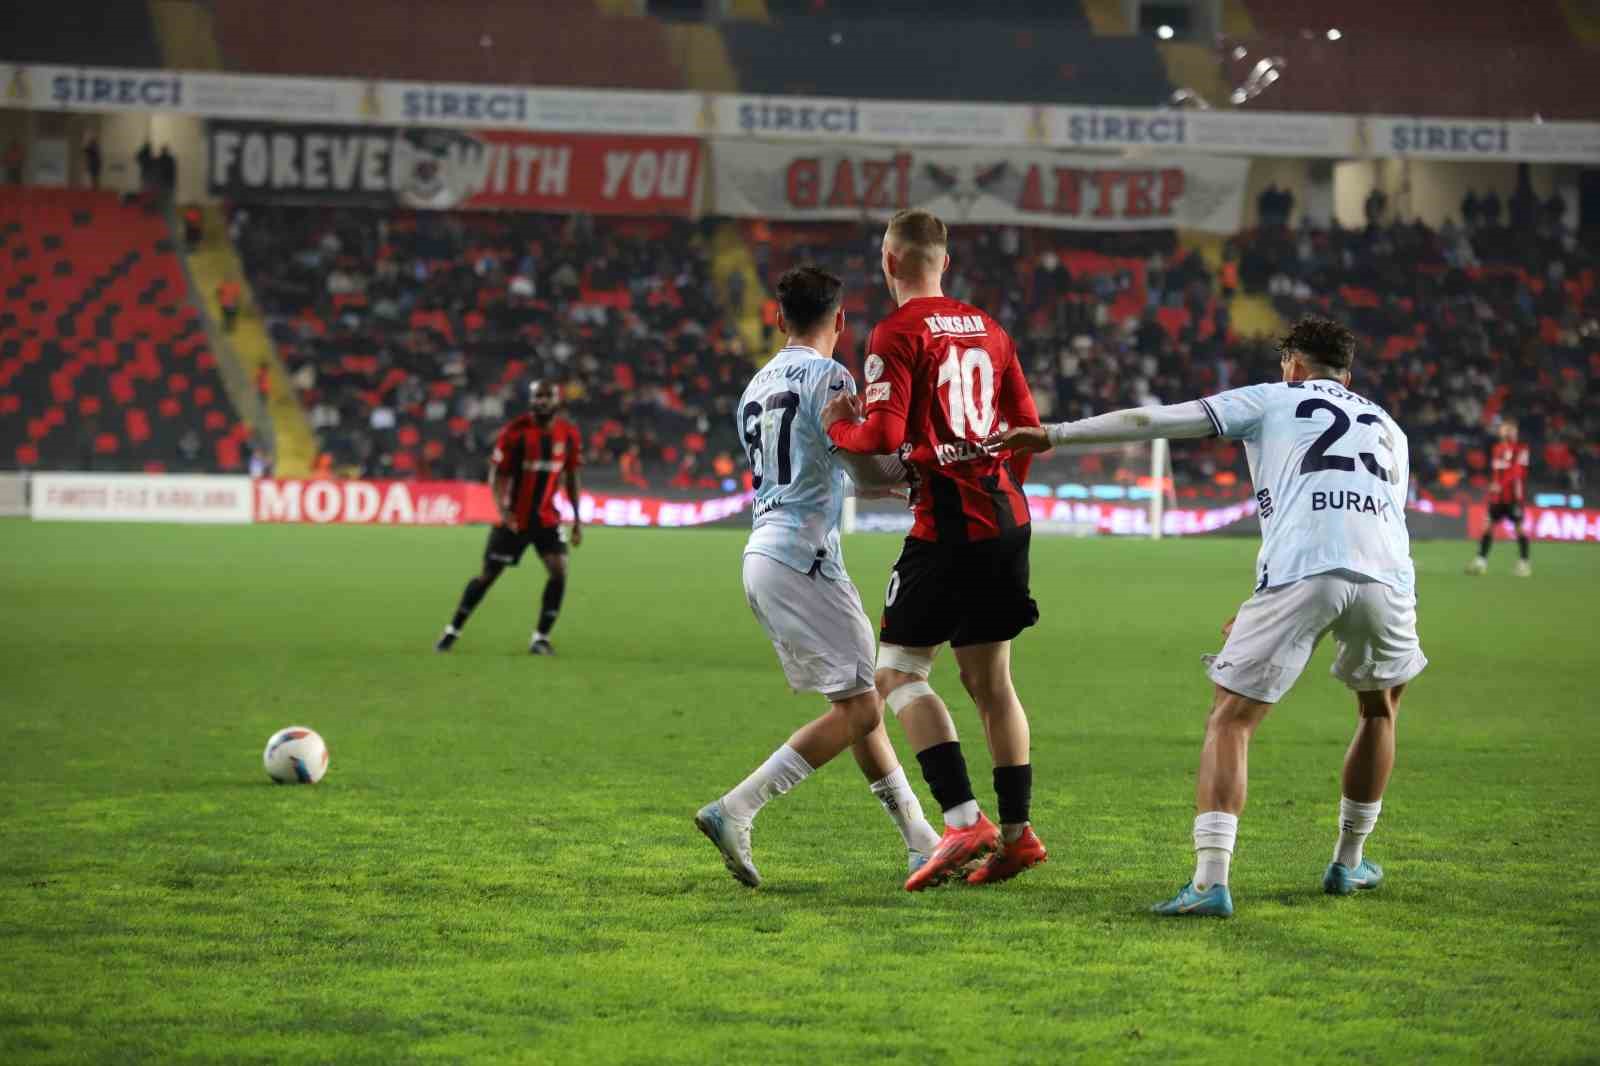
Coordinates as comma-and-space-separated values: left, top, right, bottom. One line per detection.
1152, 880, 1235, 917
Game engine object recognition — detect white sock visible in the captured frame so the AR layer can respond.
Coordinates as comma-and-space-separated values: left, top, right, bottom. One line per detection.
720, 744, 814, 825
869, 767, 941, 853
1193, 810, 1238, 889
1334, 796, 1382, 868
943, 798, 981, 829
533, 630, 548, 642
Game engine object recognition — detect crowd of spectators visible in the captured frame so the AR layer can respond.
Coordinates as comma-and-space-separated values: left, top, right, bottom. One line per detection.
235, 207, 754, 489
234, 202, 1595, 502
1238, 211, 1596, 496
748, 212, 1596, 501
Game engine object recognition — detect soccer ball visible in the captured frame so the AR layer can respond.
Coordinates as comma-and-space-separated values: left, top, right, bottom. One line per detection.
263, 726, 330, 784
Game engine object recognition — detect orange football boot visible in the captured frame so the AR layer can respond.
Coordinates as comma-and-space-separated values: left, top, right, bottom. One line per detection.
965, 825, 1047, 885
904, 814, 1001, 892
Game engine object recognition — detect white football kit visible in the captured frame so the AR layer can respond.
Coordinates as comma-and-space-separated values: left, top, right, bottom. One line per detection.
738, 345, 876, 702
1198, 380, 1427, 702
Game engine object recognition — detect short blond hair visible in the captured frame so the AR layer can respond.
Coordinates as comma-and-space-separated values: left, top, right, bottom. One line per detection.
886, 209, 948, 277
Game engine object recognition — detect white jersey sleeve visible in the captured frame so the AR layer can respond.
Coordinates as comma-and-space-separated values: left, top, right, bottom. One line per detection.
1205, 381, 1415, 596
1198, 383, 1275, 441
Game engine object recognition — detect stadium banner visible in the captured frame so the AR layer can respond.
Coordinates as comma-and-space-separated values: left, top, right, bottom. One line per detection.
379, 81, 703, 135
1468, 504, 1600, 543
0, 64, 704, 134
253, 479, 753, 527
1054, 108, 1359, 158
1367, 116, 1600, 163
710, 140, 1249, 232
30, 473, 254, 524
2, 63, 363, 123
206, 121, 702, 215
714, 94, 1038, 147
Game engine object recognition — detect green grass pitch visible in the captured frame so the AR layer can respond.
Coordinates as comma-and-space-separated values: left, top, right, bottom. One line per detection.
1, 520, 1597, 1064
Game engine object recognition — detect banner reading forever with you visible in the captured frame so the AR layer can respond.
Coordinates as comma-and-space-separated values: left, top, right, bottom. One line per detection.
207, 120, 702, 215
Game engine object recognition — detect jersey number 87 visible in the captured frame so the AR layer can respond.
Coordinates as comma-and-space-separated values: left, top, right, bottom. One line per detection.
743, 391, 799, 489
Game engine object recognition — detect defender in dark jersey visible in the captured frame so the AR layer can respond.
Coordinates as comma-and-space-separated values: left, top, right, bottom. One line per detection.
435, 381, 583, 655
823, 209, 1047, 891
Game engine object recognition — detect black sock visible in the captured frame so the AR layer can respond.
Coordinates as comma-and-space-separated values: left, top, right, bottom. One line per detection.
1478, 532, 1493, 557
1517, 535, 1530, 561
915, 741, 976, 815
993, 764, 1032, 826
537, 573, 566, 635
451, 573, 495, 629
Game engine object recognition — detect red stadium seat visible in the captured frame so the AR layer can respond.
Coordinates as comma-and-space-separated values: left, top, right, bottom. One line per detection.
78, 395, 102, 416
94, 433, 119, 454
204, 409, 228, 431
15, 444, 38, 466
159, 397, 181, 418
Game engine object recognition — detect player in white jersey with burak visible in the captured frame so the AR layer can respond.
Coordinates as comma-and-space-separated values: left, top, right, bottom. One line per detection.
990, 316, 1427, 917
694, 265, 941, 888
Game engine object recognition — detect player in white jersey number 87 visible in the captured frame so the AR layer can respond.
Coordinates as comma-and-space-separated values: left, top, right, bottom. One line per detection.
988, 316, 1427, 917
694, 266, 941, 889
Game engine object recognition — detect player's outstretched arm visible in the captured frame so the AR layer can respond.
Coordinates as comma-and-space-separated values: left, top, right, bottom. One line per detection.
987, 401, 1216, 454
834, 449, 909, 498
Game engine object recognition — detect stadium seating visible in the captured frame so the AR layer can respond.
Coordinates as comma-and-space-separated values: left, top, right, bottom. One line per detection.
721, 17, 1170, 105
1231, 0, 1600, 119
0, 188, 250, 473
744, 216, 1597, 502
211, 1, 685, 89
224, 202, 1597, 501
5, 0, 164, 67
230, 206, 748, 487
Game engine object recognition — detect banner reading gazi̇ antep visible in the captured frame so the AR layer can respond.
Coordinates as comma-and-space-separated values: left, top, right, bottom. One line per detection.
207, 120, 701, 215
710, 140, 1249, 232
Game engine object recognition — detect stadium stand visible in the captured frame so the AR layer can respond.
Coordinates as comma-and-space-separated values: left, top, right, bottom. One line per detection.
1230, 0, 1600, 119
211, 1, 685, 89
230, 207, 751, 488
742, 216, 1598, 501
0, 189, 252, 473
720, 16, 1170, 104
4, 0, 164, 68
222, 200, 1596, 502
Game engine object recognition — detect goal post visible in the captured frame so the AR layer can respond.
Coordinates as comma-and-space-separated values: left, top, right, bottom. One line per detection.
1150, 436, 1169, 541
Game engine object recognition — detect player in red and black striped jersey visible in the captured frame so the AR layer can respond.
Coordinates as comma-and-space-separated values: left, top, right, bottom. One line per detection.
822, 209, 1046, 891
1468, 420, 1532, 577
436, 381, 584, 654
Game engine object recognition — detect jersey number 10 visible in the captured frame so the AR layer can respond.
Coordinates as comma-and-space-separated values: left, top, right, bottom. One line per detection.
938, 346, 996, 439
743, 391, 799, 489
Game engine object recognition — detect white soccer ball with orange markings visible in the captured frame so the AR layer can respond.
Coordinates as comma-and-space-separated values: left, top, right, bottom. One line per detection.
263, 726, 330, 784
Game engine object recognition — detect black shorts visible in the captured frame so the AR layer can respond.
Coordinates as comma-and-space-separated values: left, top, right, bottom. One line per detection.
485, 522, 565, 566
1488, 502, 1525, 526
879, 528, 1039, 649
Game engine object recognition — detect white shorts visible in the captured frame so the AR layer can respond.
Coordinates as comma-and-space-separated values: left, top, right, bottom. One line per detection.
743, 553, 876, 702
1205, 572, 1427, 704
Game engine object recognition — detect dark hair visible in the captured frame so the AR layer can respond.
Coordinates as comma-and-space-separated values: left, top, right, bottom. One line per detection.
1277, 315, 1356, 371
886, 209, 949, 275
776, 265, 843, 335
